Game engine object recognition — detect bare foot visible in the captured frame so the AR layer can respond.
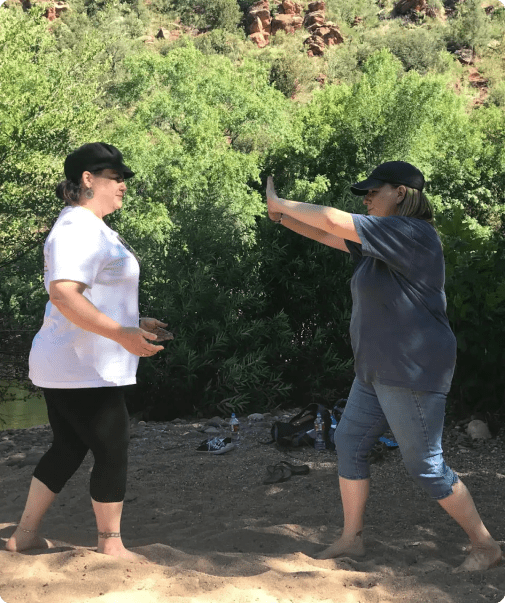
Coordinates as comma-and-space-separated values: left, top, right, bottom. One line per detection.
5, 530, 51, 553
315, 533, 366, 560
454, 540, 503, 573
97, 542, 150, 564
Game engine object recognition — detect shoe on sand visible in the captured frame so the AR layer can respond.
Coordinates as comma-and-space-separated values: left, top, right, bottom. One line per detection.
197, 437, 235, 455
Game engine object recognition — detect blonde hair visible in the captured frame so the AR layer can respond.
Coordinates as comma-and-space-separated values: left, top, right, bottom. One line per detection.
394, 186, 435, 226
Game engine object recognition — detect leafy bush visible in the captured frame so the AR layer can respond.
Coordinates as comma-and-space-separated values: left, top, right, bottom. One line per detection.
129, 242, 294, 419
190, 28, 246, 59
101, 45, 294, 416
486, 81, 505, 108
326, 0, 380, 27
445, 0, 493, 52
0, 5, 110, 329
257, 32, 322, 98
437, 206, 505, 415
327, 21, 451, 83
253, 177, 356, 406
157, 0, 243, 32
2, 4, 504, 420
266, 49, 505, 415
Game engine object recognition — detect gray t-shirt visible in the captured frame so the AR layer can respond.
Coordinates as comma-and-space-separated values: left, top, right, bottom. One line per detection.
345, 214, 457, 393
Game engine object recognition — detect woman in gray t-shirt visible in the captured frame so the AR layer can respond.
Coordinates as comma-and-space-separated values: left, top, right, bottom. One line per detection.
266, 161, 501, 572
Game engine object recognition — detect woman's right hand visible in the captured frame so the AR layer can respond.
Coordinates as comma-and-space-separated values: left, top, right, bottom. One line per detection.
116, 327, 165, 357
266, 176, 283, 221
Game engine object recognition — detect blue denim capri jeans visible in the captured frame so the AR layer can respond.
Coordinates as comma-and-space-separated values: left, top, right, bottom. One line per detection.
335, 378, 458, 500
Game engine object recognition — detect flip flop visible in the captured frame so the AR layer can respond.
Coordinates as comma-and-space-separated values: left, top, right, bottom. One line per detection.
279, 460, 310, 475
263, 464, 292, 484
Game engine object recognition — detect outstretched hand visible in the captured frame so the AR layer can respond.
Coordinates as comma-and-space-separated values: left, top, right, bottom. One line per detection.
117, 327, 165, 357
266, 176, 283, 222
139, 317, 174, 342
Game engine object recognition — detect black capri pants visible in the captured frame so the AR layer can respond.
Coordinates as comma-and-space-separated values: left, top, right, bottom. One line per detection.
33, 387, 130, 503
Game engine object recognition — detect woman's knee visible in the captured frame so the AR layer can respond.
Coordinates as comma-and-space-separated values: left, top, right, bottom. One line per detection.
91, 436, 129, 465
335, 424, 374, 479
33, 445, 88, 493
403, 455, 458, 499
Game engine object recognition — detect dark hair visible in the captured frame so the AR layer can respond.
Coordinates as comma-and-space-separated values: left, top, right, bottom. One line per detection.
55, 170, 104, 205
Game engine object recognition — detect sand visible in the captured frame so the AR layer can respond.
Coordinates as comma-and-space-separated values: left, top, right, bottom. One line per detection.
1, 413, 505, 603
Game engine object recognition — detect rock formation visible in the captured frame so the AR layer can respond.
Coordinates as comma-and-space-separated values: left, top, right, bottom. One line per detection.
271, 13, 304, 35
303, 2, 344, 57
246, 0, 272, 48
9, 0, 69, 20
278, 0, 304, 14
246, 0, 344, 56
392, 0, 437, 18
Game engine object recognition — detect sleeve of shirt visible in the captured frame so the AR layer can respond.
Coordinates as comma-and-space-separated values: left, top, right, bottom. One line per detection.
45, 220, 107, 288
345, 239, 363, 263
350, 214, 416, 276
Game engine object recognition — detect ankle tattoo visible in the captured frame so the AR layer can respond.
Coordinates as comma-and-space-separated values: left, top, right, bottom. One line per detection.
355, 531, 363, 538
18, 527, 37, 534
98, 531, 121, 539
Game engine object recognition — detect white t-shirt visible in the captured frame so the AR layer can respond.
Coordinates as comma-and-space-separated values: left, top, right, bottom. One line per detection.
29, 205, 140, 388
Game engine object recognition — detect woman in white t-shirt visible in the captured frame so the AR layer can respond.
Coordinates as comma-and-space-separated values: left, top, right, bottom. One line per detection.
5, 143, 171, 563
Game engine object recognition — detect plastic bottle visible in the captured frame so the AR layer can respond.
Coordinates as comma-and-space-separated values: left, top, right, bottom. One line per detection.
314, 412, 325, 452
230, 413, 240, 446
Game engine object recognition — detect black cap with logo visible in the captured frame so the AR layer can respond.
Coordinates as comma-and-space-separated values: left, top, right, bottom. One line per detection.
64, 142, 135, 184
350, 161, 424, 195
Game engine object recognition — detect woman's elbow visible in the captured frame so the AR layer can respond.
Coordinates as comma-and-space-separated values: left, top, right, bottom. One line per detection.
49, 292, 67, 309
325, 213, 340, 234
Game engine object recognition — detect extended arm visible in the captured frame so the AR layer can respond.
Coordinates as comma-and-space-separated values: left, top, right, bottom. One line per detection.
281, 214, 350, 253
49, 280, 164, 357
266, 177, 361, 245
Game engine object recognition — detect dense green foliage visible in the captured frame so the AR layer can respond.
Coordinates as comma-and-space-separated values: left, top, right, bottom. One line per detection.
1, 2, 504, 420
152, 0, 242, 32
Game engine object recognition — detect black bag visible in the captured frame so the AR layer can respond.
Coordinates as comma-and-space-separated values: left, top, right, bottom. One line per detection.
270, 403, 334, 450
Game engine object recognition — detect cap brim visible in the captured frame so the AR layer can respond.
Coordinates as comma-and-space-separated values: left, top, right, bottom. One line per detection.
350, 177, 384, 195
87, 162, 135, 179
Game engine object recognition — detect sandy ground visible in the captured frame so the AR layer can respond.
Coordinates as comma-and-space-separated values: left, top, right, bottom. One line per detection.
1, 412, 505, 603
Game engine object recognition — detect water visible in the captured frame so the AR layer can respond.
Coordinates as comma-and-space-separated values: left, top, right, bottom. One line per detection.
0, 381, 48, 430
230, 413, 240, 447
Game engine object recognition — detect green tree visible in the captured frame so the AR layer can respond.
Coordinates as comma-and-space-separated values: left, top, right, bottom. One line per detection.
0, 6, 111, 328
158, 0, 242, 32
100, 44, 295, 417
446, 0, 492, 52
265, 49, 505, 414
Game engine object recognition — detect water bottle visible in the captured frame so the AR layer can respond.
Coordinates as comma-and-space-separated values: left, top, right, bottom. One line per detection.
230, 413, 240, 446
314, 412, 325, 452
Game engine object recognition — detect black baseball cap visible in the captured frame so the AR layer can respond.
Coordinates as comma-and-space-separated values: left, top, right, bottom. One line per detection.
64, 142, 135, 184
350, 161, 424, 195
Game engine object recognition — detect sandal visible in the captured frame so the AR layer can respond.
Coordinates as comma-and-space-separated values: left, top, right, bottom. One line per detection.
278, 460, 310, 475
263, 464, 292, 484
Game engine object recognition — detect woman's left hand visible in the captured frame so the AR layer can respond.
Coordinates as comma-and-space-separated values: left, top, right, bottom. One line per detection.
266, 176, 283, 221
139, 318, 174, 342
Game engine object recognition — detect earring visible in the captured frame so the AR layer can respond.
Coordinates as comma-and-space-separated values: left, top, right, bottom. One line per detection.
84, 188, 94, 199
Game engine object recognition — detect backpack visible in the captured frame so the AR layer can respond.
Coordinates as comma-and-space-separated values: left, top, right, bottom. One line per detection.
270, 403, 334, 450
